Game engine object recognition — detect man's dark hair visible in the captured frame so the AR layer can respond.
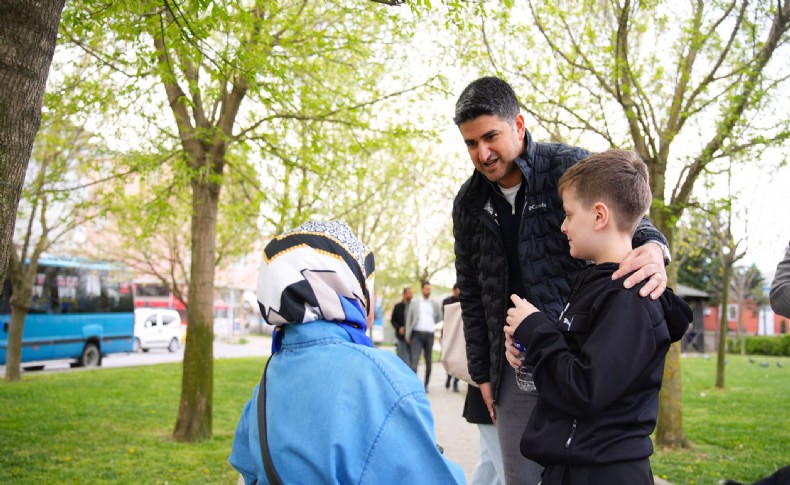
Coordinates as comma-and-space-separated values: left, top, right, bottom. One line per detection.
421, 280, 430, 288
454, 76, 520, 126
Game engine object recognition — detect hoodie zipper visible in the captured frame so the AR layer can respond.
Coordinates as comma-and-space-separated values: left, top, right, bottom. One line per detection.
565, 419, 577, 449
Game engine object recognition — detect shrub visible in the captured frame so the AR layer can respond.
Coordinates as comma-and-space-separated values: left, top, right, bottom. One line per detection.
741, 335, 790, 356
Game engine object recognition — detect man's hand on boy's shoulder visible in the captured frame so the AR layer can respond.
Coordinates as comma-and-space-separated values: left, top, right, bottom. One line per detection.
612, 243, 667, 299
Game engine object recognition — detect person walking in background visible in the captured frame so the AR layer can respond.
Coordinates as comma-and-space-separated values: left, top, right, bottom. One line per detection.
229, 221, 464, 484
504, 150, 691, 484
451, 76, 672, 484
770, 240, 790, 318
406, 280, 442, 390
390, 286, 413, 366
442, 284, 461, 392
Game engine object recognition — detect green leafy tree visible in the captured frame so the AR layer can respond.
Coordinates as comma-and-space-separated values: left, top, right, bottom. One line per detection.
456, 0, 790, 447
5, 107, 101, 381
675, 209, 724, 302
62, 0, 443, 441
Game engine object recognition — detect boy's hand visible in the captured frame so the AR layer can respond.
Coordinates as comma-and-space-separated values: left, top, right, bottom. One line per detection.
503, 330, 523, 369
504, 295, 538, 369
506, 294, 538, 328
611, 243, 667, 299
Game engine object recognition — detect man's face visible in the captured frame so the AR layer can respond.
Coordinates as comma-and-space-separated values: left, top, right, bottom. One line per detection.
403, 288, 413, 302
458, 114, 525, 188
421, 284, 431, 298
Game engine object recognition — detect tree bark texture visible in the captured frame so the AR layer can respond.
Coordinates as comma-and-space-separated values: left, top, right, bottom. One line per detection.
3, 255, 34, 381
172, 178, 218, 442
0, 0, 65, 285
655, 342, 687, 447
716, 264, 732, 389
653, 225, 688, 447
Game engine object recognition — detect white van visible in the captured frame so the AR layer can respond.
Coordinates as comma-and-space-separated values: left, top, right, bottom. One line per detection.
133, 308, 183, 353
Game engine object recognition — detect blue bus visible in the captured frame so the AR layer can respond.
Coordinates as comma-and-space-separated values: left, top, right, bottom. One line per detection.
0, 258, 135, 369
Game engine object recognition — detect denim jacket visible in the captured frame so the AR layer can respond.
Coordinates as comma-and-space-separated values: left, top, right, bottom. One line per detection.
229, 321, 465, 484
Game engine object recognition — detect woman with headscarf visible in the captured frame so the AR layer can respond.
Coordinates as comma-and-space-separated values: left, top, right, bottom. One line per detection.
229, 221, 465, 485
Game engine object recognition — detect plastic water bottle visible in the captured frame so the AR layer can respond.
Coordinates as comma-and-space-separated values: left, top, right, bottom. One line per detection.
512, 338, 536, 392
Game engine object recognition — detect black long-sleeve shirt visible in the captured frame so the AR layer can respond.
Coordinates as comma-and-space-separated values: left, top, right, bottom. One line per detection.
513, 263, 691, 466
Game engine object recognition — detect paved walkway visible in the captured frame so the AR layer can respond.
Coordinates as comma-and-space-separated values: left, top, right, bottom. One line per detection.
417, 358, 480, 480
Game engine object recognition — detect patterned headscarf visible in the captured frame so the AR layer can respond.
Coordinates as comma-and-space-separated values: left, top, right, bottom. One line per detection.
257, 221, 375, 352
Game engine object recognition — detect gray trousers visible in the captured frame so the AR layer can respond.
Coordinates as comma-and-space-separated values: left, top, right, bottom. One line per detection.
495, 365, 543, 485
409, 330, 434, 386
395, 339, 411, 367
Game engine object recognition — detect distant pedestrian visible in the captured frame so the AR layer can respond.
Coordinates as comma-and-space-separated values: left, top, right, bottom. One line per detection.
770, 240, 790, 318
390, 287, 413, 366
442, 284, 461, 392
406, 280, 442, 390
229, 221, 464, 484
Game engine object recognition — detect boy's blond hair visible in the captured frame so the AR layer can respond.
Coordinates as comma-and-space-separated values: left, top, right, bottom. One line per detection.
558, 149, 652, 236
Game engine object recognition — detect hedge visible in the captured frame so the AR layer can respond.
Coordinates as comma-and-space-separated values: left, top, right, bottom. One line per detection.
727, 334, 790, 356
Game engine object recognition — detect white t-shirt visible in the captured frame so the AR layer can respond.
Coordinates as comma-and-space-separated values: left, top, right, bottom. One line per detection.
413, 298, 436, 332
499, 182, 521, 211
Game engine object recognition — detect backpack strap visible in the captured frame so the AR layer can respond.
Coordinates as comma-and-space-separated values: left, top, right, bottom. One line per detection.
257, 357, 283, 485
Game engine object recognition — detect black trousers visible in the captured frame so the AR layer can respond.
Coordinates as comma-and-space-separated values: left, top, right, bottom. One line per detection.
408, 330, 434, 386
540, 458, 654, 485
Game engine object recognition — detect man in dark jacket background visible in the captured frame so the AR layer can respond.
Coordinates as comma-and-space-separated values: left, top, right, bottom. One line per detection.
452, 76, 673, 484
390, 287, 412, 366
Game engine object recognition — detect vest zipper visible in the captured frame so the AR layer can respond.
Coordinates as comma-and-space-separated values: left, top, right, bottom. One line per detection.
565, 419, 577, 449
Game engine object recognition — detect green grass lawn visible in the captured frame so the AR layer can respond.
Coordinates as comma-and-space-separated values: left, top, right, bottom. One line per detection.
1, 353, 788, 484
652, 354, 790, 484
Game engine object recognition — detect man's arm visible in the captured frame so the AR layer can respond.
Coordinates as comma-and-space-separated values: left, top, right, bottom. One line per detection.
391, 303, 405, 338
391, 303, 403, 327
770, 243, 790, 318
452, 205, 491, 385
452, 202, 495, 421
405, 302, 415, 342
612, 217, 670, 299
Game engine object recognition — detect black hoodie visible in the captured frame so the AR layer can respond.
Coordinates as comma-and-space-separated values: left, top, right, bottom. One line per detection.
512, 263, 692, 466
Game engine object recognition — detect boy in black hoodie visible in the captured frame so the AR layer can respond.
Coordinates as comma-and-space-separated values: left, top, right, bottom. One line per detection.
503, 149, 691, 484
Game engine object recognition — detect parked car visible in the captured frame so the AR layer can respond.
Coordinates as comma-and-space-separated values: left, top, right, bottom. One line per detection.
133, 308, 182, 353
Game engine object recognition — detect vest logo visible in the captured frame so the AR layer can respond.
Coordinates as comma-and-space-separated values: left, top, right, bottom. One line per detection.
563, 317, 574, 331
528, 202, 547, 211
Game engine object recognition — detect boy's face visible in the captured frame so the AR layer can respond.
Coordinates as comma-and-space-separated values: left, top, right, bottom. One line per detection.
560, 185, 597, 261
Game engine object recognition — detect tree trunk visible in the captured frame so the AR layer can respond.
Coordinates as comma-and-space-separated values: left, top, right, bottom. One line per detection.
737, 302, 746, 355
654, 234, 688, 447
4, 261, 34, 381
716, 264, 732, 389
655, 342, 687, 447
172, 178, 218, 442
0, 0, 65, 285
